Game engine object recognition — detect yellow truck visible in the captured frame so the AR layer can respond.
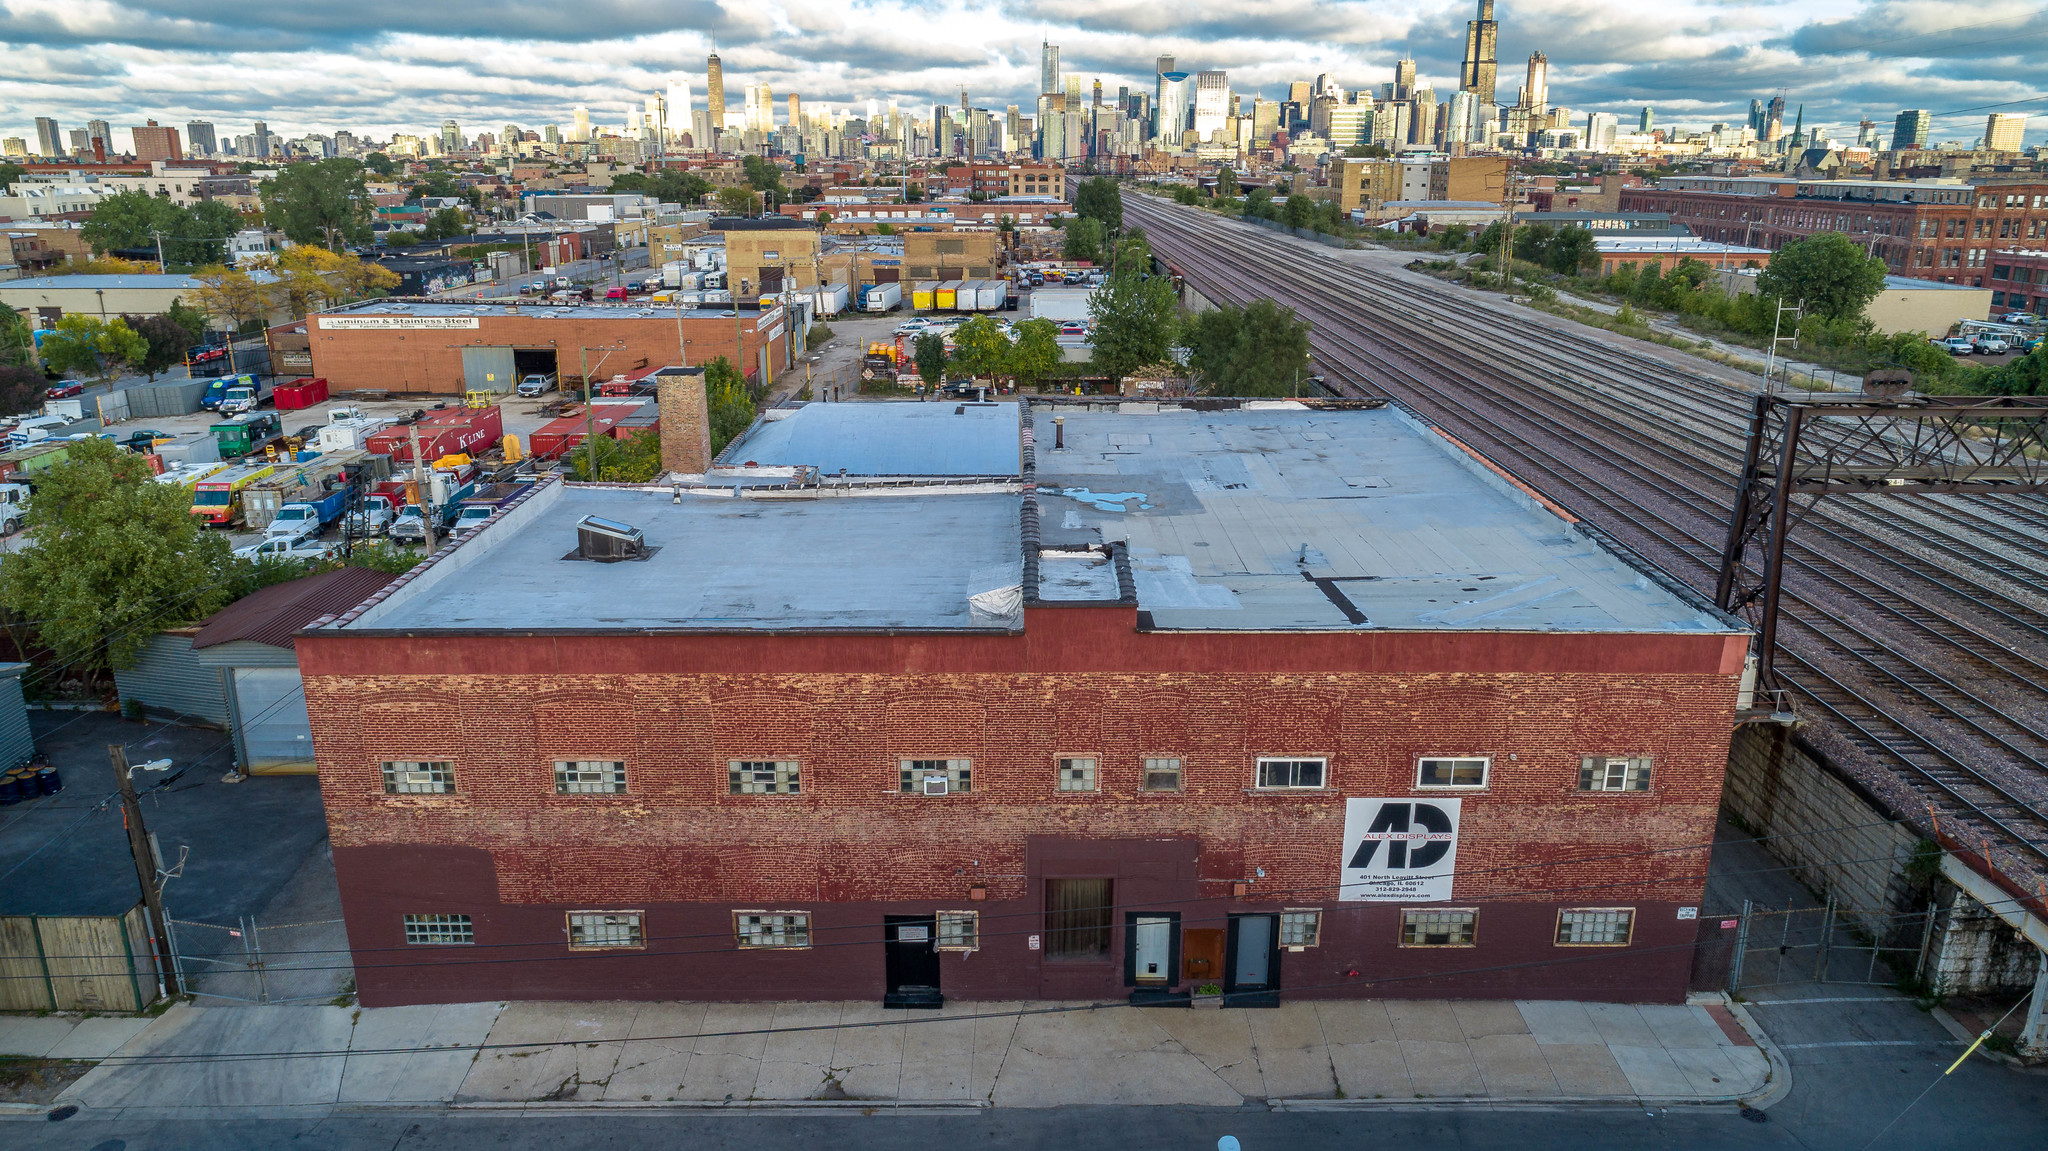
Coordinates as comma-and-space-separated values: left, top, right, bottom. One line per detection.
190, 462, 278, 528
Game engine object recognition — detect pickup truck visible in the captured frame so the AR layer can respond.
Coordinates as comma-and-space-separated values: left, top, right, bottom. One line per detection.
218, 378, 273, 416
1937, 336, 1974, 355
342, 493, 398, 537
263, 490, 349, 543
516, 372, 559, 398
388, 482, 475, 546
234, 537, 340, 563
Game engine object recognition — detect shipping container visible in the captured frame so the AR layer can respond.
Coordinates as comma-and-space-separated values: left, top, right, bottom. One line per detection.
123, 378, 211, 419
365, 406, 504, 463
155, 432, 221, 468
0, 442, 69, 480
912, 280, 939, 310
811, 283, 850, 317
274, 377, 331, 410
862, 281, 902, 312
528, 404, 643, 459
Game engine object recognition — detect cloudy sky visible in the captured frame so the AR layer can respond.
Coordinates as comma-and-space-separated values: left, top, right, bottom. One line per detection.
2, 0, 2042, 149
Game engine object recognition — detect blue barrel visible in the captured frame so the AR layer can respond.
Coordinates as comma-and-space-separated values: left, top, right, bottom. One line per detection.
0, 775, 19, 804
36, 767, 60, 796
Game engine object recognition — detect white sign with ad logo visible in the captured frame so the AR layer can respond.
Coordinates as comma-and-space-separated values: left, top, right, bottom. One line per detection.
1338, 797, 1462, 902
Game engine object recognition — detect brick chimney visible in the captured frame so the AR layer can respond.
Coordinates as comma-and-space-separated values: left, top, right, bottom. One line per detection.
657, 366, 711, 477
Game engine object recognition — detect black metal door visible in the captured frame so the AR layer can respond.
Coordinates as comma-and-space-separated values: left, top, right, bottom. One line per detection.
884, 915, 942, 1009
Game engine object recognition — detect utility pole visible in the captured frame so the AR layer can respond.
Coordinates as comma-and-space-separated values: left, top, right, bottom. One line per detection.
408, 423, 436, 553
110, 745, 180, 997
582, 345, 597, 481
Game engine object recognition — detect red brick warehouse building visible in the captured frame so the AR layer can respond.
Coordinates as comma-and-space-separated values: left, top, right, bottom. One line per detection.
296, 399, 1749, 1009
303, 298, 792, 396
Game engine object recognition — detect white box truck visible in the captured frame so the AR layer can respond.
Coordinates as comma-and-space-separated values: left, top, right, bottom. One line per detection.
812, 283, 850, 317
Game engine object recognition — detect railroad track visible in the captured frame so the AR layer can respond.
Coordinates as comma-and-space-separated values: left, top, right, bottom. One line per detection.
1118, 192, 2048, 881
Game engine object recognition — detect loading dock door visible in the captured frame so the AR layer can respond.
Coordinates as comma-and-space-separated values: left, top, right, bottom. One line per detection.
461, 346, 518, 393
232, 667, 314, 774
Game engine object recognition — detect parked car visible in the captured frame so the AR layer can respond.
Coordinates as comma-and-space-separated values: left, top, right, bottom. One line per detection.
1972, 335, 2010, 354
516, 372, 559, 398
1059, 321, 1088, 336
1937, 336, 1974, 355
45, 382, 83, 399
188, 344, 230, 366
1999, 312, 2041, 326
233, 536, 340, 562
121, 428, 176, 453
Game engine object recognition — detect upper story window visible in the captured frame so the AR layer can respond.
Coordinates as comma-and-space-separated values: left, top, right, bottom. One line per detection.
1416, 757, 1488, 789
1142, 757, 1182, 792
1578, 756, 1652, 792
554, 760, 625, 795
1255, 757, 1325, 789
383, 760, 453, 795
403, 913, 472, 944
567, 911, 643, 950
730, 760, 800, 795
901, 758, 972, 795
1057, 757, 1097, 792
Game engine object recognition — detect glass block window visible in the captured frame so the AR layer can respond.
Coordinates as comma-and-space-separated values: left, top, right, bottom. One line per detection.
1057, 757, 1097, 792
555, 760, 626, 795
730, 760, 800, 795
1142, 757, 1183, 792
1579, 757, 1652, 792
567, 911, 643, 949
1416, 757, 1489, 788
1400, 908, 1477, 947
1256, 758, 1326, 789
735, 912, 811, 949
403, 913, 473, 945
935, 911, 979, 952
1557, 908, 1635, 946
900, 758, 972, 794
1280, 910, 1322, 948
383, 760, 454, 795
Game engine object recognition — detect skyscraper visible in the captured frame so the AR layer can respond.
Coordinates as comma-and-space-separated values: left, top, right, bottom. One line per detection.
1890, 109, 1930, 151
1156, 72, 1192, 144
33, 117, 61, 158
1586, 111, 1618, 152
667, 76, 693, 146
572, 106, 592, 141
252, 120, 271, 158
1412, 87, 1437, 146
707, 50, 727, 126
1041, 40, 1060, 95
87, 119, 112, 151
1986, 112, 2026, 152
1638, 106, 1654, 134
1521, 52, 1548, 115
1460, 0, 1498, 105
789, 93, 803, 131
1192, 70, 1229, 140
1394, 58, 1417, 102
1748, 99, 1766, 135
1764, 95, 1785, 143
185, 120, 217, 156
439, 120, 461, 152
1154, 56, 1176, 140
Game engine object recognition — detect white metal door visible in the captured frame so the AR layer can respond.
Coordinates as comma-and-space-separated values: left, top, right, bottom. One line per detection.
1133, 916, 1172, 984
234, 667, 313, 769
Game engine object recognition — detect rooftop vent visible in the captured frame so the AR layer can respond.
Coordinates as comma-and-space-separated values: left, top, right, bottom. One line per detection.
576, 514, 645, 561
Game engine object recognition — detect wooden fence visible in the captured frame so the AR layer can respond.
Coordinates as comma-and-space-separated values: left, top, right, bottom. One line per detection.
0, 905, 159, 1012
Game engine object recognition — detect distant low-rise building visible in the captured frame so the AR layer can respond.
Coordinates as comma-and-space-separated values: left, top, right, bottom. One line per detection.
0, 270, 288, 332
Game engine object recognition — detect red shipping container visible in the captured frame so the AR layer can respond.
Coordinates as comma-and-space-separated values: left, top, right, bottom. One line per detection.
529, 404, 640, 459
274, 377, 330, 410
365, 424, 464, 463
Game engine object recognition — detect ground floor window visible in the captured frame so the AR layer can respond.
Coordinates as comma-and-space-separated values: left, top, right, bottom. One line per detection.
403, 913, 473, 945
555, 760, 626, 794
1400, 908, 1477, 947
1045, 878, 1113, 959
935, 911, 980, 952
1279, 910, 1323, 948
735, 912, 811, 949
1556, 907, 1635, 946
567, 911, 644, 949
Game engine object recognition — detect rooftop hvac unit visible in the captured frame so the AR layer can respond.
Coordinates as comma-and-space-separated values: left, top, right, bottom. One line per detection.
922, 775, 950, 796
576, 514, 645, 561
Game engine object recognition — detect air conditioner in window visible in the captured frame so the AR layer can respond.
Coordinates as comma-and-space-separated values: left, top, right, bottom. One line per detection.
922, 775, 950, 796
402, 771, 434, 786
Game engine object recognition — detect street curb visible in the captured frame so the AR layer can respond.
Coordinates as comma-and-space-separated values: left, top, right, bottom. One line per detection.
1270, 1097, 1750, 1111
448, 1099, 991, 1113
1927, 1006, 2047, 1072
1719, 997, 1795, 1110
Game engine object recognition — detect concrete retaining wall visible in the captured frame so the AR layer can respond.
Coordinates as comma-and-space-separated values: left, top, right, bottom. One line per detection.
1723, 725, 1923, 915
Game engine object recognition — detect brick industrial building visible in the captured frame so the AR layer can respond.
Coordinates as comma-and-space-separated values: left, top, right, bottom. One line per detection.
303, 299, 791, 395
297, 400, 1748, 1009
1619, 175, 2048, 288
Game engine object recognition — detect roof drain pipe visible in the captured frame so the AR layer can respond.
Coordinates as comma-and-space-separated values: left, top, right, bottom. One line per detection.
1053, 415, 1065, 451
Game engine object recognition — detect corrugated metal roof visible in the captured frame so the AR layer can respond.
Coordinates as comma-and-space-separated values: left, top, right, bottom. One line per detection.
193, 567, 397, 651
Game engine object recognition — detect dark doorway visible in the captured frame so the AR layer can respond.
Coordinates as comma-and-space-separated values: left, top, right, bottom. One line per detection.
884, 915, 942, 1009
1225, 913, 1281, 1007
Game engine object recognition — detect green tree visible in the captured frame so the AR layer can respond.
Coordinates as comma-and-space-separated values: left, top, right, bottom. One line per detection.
180, 200, 243, 265
166, 297, 209, 343
123, 313, 195, 380
0, 304, 34, 369
1063, 215, 1105, 264
913, 332, 948, 388
741, 155, 787, 201
1546, 227, 1598, 276
816, 210, 834, 229
1008, 318, 1063, 391
0, 366, 46, 417
1182, 299, 1314, 396
714, 186, 758, 216
421, 206, 471, 242
1283, 194, 1315, 229
703, 356, 757, 455
36, 315, 147, 379
0, 438, 237, 675
567, 427, 665, 481
1242, 186, 1275, 220
0, 161, 25, 190
1756, 231, 1889, 321
362, 153, 397, 177
1075, 176, 1123, 234
904, 182, 924, 203
611, 169, 714, 206
1213, 168, 1238, 199
1087, 266, 1179, 384
949, 316, 1011, 380
81, 191, 184, 258
260, 158, 372, 249
1343, 144, 1391, 158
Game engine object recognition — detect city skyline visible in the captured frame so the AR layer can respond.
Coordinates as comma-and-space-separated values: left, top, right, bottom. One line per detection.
1, 0, 2044, 150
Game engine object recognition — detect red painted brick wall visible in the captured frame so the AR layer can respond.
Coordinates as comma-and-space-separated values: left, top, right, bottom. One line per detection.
305, 615, 1740, 1005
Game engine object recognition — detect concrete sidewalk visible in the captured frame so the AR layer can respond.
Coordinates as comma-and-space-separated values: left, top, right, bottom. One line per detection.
43, 994, 1777, 1115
